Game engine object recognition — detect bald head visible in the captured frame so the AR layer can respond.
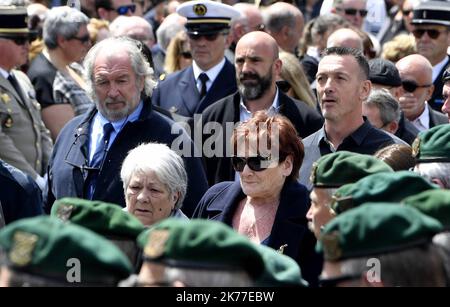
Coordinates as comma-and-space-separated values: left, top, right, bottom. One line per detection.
110, 16, 154, 47
327, 28, 363, 50
396, 54, 433, 84
236, 31, 279, 60
233, 3, 263, 32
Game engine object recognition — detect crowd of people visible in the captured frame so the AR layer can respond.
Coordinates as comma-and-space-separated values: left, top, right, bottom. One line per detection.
0, 0, 450, 287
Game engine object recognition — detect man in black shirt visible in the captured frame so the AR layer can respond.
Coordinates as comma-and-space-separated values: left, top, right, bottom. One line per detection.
299, 47, 394, 190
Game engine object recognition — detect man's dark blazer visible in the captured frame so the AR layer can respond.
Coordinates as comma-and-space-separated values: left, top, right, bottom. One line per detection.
395, 112, 419, 145
193, 180, 322, 287
0, 160, 43, 225
200, 90, 324, 185
151, 59, 237, 118
429, 56, 450, 112
45, 98, 208, 217
429, 103, 449, 127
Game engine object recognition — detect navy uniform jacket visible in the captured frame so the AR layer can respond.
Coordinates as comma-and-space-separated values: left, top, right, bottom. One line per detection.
193, 180, 322, 287
429, 55, 450, 112
152, 59, 237, 117
200, 90, 324, 185
45, 98, 208, 217
0, 160, 43, 225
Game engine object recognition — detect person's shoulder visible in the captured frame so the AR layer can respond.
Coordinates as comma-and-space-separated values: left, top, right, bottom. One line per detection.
202, 91, 238, 119
157, 66, 191, 85
27, 53, 56, 78
0, 161, 38, 194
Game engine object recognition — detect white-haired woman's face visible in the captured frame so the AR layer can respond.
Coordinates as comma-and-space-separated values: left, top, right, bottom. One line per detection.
125, 170, 178, 226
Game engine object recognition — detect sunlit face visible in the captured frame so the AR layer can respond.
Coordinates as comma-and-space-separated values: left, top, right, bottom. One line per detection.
413, 24, 450, 65
0, 37, 29, 69
189, 32, 228, 71
93, 49, 143, 122
63, 25, 91, 63
239, 156, 293, 199
306, 188, 335, 239
335, 0, 367, 29
316, 54, 370, 122
442, 83, 450, 123
125, 170, 178, 226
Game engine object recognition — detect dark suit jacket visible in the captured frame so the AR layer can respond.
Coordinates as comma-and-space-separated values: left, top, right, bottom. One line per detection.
429, 56, 450, 112
0, 160, 43, 225
395, 112, 419, 145
45, 98, 208, 217
193, 180, 321, 287
152, 60, 237, 117
429, 104, 449, 127
200, 90, 324, 185
300, 54, 319, 84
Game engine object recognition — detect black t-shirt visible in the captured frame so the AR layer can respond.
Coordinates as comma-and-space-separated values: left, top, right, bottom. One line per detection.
27, 53, 57, 109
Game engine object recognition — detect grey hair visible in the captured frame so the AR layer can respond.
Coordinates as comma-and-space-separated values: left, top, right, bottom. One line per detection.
414, 163, 450, 189
164, 266, 254, 287
365, 89, 401, 125
156, 14, 186, 51
263, 7, 297, 34
120, 143, 187, 210
340, 244, 446, 286
43, 6, 89, 49
83, 36, 156, 100
311, 14, 347, 40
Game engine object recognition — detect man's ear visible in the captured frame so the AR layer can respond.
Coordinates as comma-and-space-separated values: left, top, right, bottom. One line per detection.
426, 84, 435, 101
431, 178, 445, 188
360, 80, 372, 101
386, 121, 399, 134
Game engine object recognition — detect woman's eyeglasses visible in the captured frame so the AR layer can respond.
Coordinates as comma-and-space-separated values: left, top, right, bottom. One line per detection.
113, 4, 136, 15
412, 29, 444, 39
276, 80, 291, 93
232, 156, 273, 172
336, 7, 368, 17
401, 80, 432, 93
70, 34, 90, 43
181, 51, 192, 59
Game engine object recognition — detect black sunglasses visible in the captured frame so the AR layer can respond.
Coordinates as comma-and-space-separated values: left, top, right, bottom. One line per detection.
337, 8, 368, 17
8, 37, 31, 45
188, 31, 228, 42
70, 34, 90, 43
113, 4, 136, 15
412, 29, 444, 39
232, 156, 275, 172
401, 80, 432, 93
402, 9, 412, 16
181, 51, 192, 59
276, 80, 291, 93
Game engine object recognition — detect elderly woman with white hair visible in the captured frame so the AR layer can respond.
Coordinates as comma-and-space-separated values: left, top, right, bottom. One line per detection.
121, 143, 188, 226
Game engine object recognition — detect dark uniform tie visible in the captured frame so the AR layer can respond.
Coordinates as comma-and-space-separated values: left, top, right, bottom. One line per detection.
8, 73, 26, 103
85, 123, 114, 199
198, 72, 209, 99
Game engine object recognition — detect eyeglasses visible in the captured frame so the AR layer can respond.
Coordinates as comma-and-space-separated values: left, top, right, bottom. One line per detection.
181, 51, 192, 59
402, 9, 412, 16
337, 7, 368, 17
8, 37, 31, 46
412, 29, 444, 39
113, 4, 136, 15
188, 31, 228, 41
401, 80, 432, 93
69, 34, 90, 43
276, 80, 291, 93
232, 156, 278, 172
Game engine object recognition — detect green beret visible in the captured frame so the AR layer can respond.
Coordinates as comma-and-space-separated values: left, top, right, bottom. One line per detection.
403, 190, 450, 230
310, 151, 393, 188
256, 244, 308, 287
137, 218, 265, 279
317, 204, 443, 261
51, 198, 145, 240
412, 124, 450, 163
0, 216, 132, 285
331, 171, 438, 214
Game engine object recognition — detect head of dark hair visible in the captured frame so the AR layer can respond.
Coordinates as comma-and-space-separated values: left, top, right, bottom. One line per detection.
321, 46, 369, 80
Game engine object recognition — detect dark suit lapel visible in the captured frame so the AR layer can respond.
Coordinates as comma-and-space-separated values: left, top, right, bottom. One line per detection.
205, 181, 245, 224
179, 66, 200, 116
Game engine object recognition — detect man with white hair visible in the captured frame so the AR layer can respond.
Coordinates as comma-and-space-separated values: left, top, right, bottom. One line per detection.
109, 15, 155, 49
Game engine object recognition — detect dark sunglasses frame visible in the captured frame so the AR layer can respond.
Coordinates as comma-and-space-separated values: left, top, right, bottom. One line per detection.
188, 31, 228, 42
401, 80, 432, 93
276, 80, 291, 93
70, 34, 90, 43
113, 4, 136, 15
412, 29, 444, 40
232, 156, 277, 172
402, 9, 412, 16
180, 51, 192, 59
337, 7, 368, 17
8, 36, 31, 45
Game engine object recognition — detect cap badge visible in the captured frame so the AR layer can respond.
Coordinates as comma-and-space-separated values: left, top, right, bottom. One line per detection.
9, 231, 38, 267
412, 137, 420, 158
193, 4, 207, 16
144, 229, 170, 259
310, 162, 318, 185
56, 204, 74, 222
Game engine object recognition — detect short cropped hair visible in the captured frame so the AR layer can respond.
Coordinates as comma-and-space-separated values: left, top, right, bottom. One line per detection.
321, 46, 369, 80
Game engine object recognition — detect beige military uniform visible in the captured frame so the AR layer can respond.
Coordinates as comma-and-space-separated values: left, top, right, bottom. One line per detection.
0, 70, 52, 179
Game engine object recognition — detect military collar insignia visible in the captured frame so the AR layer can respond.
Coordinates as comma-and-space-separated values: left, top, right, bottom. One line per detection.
412, 137, 420, 158
1, 93, 11, 104
9, 231, 38, 267
193, 4, 207, 16
144, 230, 170, 259
56, 204, 74, 222
321, 230, 342, 261
4, 116, 13, 128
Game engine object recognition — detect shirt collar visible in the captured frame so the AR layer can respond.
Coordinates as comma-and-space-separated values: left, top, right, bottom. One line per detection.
192, 58, 226, 83
96, 100, 144, 133
413, 102, 430, 131
239, 88, 280, 121
320, 118, 372, 148
0, 67, 10, 79
432, 56, 449, 83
